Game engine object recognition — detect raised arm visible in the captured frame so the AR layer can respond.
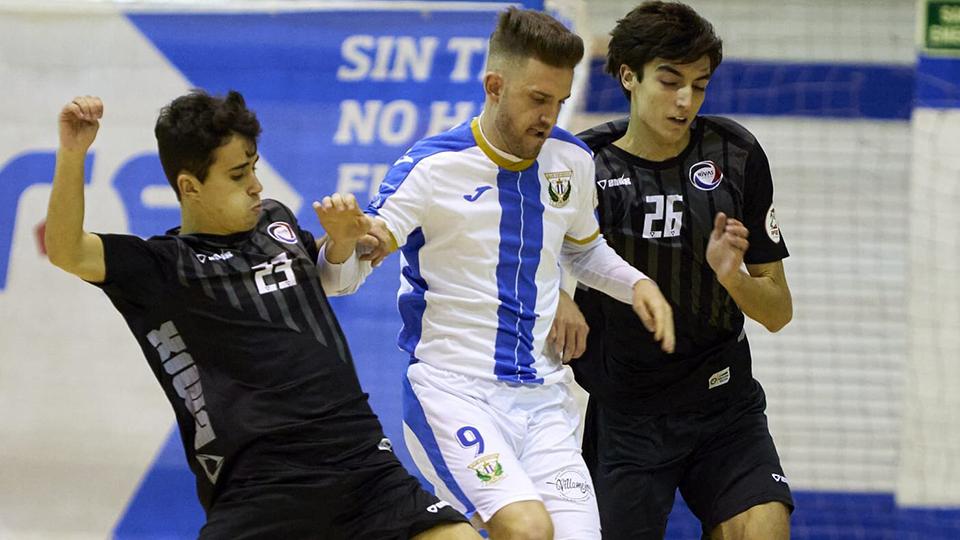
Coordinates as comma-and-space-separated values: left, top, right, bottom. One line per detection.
45, 96, 106, 282
313, 192, 375, 296
707, 212, 793, 332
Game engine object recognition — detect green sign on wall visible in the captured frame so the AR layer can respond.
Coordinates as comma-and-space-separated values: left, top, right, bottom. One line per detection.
926, 0, 960, 53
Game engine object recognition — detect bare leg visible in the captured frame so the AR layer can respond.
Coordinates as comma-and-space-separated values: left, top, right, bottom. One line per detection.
709, 501, 790, 540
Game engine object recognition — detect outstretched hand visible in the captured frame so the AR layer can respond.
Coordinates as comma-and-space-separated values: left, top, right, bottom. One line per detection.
313, 193, 371, 245
59, 96, 102, 153
706, 212, 749, 285
632, 279, 675, 353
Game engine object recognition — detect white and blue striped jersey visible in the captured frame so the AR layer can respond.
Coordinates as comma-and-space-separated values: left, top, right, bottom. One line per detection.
363, 117, 641, 386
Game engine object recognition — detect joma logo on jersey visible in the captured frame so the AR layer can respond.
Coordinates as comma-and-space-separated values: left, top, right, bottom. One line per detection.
545, 170, 572, 208
468, 453, 506, 485
689, 160, 723, 191
597, 175, 631, 189
267, 221, 298, 244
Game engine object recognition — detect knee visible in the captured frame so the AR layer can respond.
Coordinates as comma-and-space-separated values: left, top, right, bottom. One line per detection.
487, 509, 554, 540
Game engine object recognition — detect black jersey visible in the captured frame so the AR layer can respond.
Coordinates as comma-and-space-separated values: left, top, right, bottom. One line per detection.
93, 199, 384, 511
573, 116, 789, 412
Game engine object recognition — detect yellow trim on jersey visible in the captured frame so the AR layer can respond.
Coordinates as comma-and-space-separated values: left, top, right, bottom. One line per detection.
564, 229, 600, 245
385, 228, 399, 253
471, 118, 535, 172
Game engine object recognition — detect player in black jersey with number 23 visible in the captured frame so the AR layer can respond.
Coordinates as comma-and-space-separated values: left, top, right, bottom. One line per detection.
45, 91, 479, 540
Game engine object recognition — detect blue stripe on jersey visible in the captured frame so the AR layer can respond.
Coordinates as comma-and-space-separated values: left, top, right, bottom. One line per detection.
493, 163, 544, 384
367, 121, 476, 216
402, 373, 476, 516
398, 228, 427, 355
548, 125, 592, 156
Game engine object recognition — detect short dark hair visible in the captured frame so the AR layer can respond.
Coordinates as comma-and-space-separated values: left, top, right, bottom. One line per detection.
607, 1, 723, 98
155, 89, 261, 200
488, 7, 584, 70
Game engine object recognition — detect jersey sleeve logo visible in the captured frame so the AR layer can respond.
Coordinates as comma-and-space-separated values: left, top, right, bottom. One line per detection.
545, 170, 573, 207
689, 160, 724, 191
267, 221, 299, 244
766, 204, 782, 243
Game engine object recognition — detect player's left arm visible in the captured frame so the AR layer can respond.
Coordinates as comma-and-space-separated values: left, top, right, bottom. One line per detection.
710, 216, 792, 332
716, 138, 793, 332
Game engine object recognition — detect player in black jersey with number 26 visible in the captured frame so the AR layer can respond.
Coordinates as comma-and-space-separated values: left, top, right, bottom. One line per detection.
45, 91, 479, 540
570, 2, 794, 539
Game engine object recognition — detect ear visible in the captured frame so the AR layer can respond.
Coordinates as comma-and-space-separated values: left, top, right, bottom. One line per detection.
177, 172, 200, 199
619, 64, 636, 92
483, 71, 504, 103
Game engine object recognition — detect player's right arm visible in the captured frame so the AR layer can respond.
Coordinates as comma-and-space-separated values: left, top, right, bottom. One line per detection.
313, 192, 377, 296
45, 96, 106, 283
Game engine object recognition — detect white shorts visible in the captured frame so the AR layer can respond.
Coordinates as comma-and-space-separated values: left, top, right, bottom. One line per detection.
402, 362, 600, 539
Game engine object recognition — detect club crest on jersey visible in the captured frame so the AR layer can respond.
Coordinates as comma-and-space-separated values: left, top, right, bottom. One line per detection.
766, 205, 782, 243
545, 170, 573, 207
689, 160, 724, 191
267, 221, 298, 245
468, 453, 505, 485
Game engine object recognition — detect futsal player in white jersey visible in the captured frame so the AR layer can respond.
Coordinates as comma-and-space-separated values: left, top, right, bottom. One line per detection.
316, 8, 675, 540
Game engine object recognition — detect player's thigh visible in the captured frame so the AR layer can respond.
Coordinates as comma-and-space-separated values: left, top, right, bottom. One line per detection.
709, 501, 790, 540
340, 457, 472, 540
519, 386, 600, 540
199, 484, 338, 540
402, 366, 540, 523
412, 522, 483, 540
584, 399, 691, 540
484, 499, 554, 540
679, 381, 794, 533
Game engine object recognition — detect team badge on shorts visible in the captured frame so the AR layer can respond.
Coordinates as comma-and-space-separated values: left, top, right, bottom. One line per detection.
267, 221, 298, 244
468, 454, 505, 485
546, 470, 593, 502
689, 160, 724, 191
545, 170, 573, 208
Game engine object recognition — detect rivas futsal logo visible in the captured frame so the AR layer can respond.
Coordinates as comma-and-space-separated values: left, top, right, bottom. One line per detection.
267, 221, 298, 244
689, 160, 723, 191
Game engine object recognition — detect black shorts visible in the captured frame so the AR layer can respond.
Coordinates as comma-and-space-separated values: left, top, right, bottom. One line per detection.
199, 446, 468, 539
582, 379, 793, 540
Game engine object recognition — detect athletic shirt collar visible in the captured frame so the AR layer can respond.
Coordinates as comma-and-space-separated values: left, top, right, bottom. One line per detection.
472, 113, 536, 172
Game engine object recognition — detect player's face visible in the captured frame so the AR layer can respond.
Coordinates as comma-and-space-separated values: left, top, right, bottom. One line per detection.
193, 134, 263, 234
628, 55, 712, 151
492, 57, 573, 159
